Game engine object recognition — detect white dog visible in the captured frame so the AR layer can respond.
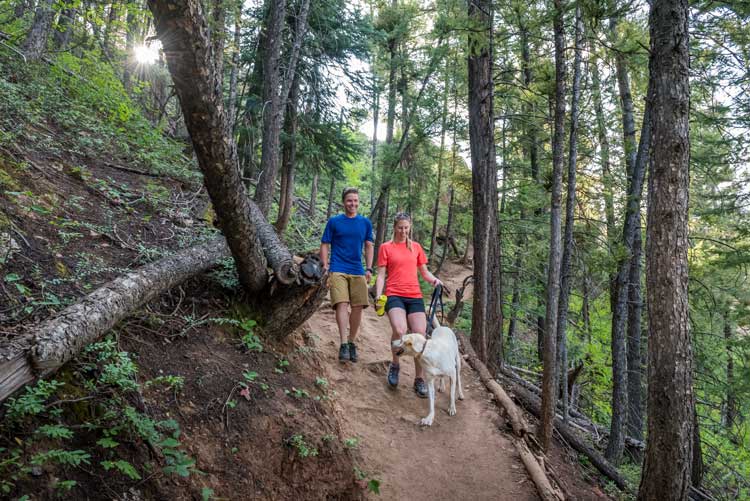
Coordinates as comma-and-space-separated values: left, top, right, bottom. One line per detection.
391, 320, 464, 426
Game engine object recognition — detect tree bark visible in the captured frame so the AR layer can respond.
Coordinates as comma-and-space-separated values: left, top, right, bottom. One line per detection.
148, 0, 297, 290
638, 0, 693, 497
540, 0, 566, 453
467, 0, 503, 369
555, 4, 583, 422
22, 0, 56, 61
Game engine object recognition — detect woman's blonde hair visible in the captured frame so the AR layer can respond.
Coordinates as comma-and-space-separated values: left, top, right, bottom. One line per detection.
391, 212, 413, 252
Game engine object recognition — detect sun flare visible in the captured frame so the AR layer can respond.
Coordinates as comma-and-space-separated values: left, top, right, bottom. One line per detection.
133, 43, 160, 65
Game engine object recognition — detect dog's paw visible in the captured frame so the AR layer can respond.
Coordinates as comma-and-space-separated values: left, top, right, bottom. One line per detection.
458, 393, 465, 401
448, 405, 457, 416
420, 416, 434, 426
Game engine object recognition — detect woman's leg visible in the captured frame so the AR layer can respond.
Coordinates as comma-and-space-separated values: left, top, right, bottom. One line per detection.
387, 307, 408, 364
407, 312, 427, 379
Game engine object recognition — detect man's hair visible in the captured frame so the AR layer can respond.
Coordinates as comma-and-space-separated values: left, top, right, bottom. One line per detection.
341, 187, 359, 202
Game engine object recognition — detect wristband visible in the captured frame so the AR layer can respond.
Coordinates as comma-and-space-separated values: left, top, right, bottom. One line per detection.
366, 267, 373, 273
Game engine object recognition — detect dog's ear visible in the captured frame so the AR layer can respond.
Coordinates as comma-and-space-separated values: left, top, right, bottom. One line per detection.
405, 339, 413, 347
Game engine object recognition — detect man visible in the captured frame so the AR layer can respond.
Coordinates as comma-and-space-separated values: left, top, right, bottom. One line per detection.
320, 187, 374, 363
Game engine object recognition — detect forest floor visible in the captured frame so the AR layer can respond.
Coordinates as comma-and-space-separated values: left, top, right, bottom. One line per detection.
305, 261, 612, 500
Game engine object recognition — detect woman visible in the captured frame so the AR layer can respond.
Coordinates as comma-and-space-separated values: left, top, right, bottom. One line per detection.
375, 212, 443, 398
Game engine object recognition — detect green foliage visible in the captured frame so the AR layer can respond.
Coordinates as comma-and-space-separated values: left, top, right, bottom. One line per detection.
288, 434, 318, 458
0, 336, 198, 495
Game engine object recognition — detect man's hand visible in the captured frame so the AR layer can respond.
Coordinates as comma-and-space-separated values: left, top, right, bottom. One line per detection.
365, 270, 372, 283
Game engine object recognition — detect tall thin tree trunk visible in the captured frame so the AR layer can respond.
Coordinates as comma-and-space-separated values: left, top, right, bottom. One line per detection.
22, 0, 56, 61
556, 4, 583, 423
723, 317, 737, 434
588, 34, 616, 306
326, 173, 336, 221
429, 57, 451, 262
540, 0, 566, 453
211, 0, 226, 81
638, 0, 693, 496
54, 7, 77, 51
275, 72, 299, 233
607, 71, 654, 467
226, 7, 242, 135
309, 171, 318, 218
254, 0, 285, 217
518, 16, 545, 360
467, 0, 502, 369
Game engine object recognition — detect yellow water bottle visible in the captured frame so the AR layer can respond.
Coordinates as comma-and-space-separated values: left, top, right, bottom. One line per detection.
376, 295, 387, 316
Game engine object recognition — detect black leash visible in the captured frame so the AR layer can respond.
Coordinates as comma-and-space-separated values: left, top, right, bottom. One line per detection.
426, 284, 445, 338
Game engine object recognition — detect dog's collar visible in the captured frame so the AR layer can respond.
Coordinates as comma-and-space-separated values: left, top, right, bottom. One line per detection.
415, 337, 429, 360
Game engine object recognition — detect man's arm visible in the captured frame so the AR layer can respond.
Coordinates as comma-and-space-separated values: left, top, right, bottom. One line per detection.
364, 241, 374, 282
320, 243, 330, 272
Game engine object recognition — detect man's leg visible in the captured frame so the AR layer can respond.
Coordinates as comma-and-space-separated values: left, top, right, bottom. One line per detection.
349, 306, 363, 343
335, 302, 350, 345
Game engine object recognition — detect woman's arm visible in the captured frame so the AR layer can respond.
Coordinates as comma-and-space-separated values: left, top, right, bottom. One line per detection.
375, 266, 387, 298
418, 264, 442, 287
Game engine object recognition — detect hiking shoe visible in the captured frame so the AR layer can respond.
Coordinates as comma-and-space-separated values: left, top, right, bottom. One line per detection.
414, 377, 428, 398
339, 343, 350, 362
348, 342, 358, 363
387, 363, 400, 388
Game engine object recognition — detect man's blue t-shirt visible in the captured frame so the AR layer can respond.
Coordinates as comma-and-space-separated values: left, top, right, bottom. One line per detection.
321, 214, 374, 275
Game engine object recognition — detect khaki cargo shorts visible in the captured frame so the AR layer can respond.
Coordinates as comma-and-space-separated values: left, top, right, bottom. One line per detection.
329, 272, 369, 309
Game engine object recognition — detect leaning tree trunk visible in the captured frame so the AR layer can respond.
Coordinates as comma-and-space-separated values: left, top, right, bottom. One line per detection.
22, 0, 56, 60
467, 0, 503, 369
638, 0, 693, 497
148, 0, 296, 291
540, 0, 566, 453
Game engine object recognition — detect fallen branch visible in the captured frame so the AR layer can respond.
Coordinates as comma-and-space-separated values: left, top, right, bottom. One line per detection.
515, 438, 565, 501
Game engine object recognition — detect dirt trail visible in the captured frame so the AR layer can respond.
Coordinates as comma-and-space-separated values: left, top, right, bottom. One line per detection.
305, 261, 538, 500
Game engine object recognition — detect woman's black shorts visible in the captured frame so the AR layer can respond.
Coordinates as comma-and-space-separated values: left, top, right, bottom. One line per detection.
385, 295, 426, 315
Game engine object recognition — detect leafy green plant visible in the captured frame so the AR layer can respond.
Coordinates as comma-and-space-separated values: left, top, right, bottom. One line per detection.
288, 434, 318, 458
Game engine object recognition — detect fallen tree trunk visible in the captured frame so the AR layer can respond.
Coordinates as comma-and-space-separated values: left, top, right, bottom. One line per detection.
459, 334, 563, 500
460, 334, 528, 437
1, 237, 229, 403
502, 366, 646, 451
497, 370, 631, 492
1, 239, 328, 404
